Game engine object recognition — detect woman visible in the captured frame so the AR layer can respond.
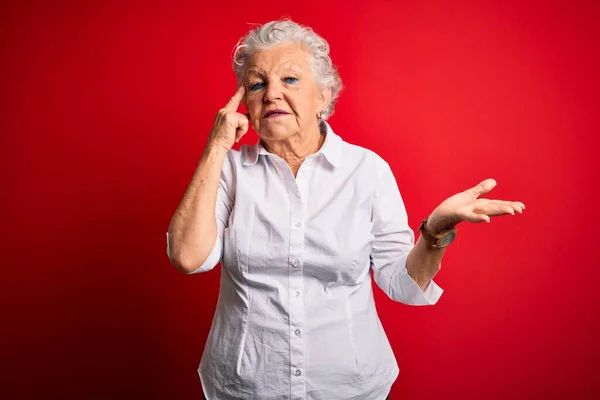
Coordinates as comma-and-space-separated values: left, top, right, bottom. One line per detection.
166, 19, 525, 400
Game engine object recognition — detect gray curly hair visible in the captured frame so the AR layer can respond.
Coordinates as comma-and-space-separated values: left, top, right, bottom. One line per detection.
232, 19, 343, 120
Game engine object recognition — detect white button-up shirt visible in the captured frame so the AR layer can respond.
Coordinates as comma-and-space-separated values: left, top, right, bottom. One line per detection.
167, 122, 443, 400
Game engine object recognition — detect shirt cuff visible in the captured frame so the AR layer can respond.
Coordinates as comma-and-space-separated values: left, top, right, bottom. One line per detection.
391, 263, 444, 305
165, 232, 222, 274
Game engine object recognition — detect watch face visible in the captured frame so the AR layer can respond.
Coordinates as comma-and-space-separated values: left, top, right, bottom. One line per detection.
438, 231, 456, 248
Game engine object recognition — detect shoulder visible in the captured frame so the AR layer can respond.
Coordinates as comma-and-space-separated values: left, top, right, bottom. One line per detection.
337, 137, 391, 175
211, 147, 245, 189
217, 143, 265, 181
216, 145, 254, 171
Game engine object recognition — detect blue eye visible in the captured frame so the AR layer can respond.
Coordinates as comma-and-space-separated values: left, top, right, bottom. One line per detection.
249, 82, 264, 91
284, 77, 298, 84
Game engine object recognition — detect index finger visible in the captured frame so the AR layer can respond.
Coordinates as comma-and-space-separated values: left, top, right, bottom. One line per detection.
224, 85, 246, 111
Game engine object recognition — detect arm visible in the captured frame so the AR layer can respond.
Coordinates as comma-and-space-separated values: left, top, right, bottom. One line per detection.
167, 144, 228, 273
167, 86, 249, 274
406, 178, 526, 290
369, 159, 443, 305
406, 229, 446, 291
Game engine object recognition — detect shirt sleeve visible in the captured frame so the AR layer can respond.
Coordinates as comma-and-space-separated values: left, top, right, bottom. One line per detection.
166, 154, 235, 274
369, 158, 443, 305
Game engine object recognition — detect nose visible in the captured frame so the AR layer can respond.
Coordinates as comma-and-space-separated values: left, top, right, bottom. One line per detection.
263, 80, 283, 103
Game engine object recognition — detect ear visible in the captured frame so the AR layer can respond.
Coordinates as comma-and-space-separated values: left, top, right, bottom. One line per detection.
318, 86, 332, 112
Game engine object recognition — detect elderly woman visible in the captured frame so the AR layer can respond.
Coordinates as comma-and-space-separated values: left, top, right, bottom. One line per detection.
167, 19, 525, 400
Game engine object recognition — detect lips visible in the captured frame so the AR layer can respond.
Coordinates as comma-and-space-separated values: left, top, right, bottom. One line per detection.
263, 109, 289, 118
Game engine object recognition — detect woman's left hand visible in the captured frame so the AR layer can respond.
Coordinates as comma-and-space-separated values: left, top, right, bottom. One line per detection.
426, 178, 526, 233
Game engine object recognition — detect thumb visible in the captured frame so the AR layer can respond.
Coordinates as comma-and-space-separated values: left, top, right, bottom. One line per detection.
468, 178, 497, 198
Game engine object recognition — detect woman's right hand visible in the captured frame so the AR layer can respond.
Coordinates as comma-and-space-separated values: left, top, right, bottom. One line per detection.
208, 85, 249, 152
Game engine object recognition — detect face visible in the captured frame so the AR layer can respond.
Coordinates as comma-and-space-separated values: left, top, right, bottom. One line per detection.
243, 43, 330, 141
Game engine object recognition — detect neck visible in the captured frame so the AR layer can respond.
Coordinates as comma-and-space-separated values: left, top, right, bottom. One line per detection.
261, 122, 325, 171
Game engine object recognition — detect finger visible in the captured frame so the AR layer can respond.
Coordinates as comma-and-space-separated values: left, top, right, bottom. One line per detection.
234, 114, 249, 142
487, 200, 513, 206
462, 210, 491, 223
512, 203, 524, 213
500, 205, 516, 215
224, 85, 246, 112
495, 200, 525, 213
471, 203, 506, 217
486, 200, 525, 214
467, 178, 497, 198
486, 200, 517, 213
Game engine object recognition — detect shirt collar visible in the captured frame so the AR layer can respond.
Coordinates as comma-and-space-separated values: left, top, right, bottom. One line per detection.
243, 121, 342, 167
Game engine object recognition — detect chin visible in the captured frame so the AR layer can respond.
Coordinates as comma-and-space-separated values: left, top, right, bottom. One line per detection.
258, 124, 295, 141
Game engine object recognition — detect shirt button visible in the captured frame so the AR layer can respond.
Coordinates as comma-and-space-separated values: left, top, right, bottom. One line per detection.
291, 259, 300, 267
295, 221, 301, 227
294, 369, 302, 376
293, 290, 300, 297
295, 329, 301, 336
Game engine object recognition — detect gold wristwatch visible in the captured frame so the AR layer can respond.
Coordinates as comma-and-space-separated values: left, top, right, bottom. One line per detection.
418, 216, 457, 248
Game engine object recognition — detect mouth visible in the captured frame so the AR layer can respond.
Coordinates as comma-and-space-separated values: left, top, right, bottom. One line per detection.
263, 109, 290, 118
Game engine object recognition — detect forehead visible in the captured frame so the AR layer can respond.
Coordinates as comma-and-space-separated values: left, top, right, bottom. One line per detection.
246, 43, 311, 75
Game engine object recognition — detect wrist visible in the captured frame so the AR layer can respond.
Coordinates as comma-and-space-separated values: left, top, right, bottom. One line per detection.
419, 215, 458, 249
426, 212, 460, 235
205, 140, 230, 158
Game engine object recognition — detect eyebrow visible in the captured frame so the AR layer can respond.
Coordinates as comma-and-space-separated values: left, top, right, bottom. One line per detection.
245, 69, 266, 78
245, 63, 304, 79
281, 62, 304, 74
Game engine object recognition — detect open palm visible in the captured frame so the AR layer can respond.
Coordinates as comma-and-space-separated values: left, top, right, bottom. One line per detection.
428, 179, 526, 233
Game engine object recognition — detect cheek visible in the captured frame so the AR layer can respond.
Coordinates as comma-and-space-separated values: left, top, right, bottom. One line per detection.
245, 97, 261, 115
286, 96, 305, 117
291, 89, 317, 117
245, 95, 257, 109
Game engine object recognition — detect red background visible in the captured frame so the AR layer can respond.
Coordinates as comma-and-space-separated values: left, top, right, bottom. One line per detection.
2, 0, 599, 398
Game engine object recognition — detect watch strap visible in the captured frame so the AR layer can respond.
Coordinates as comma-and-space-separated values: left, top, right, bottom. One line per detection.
418, 216, 457, 248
